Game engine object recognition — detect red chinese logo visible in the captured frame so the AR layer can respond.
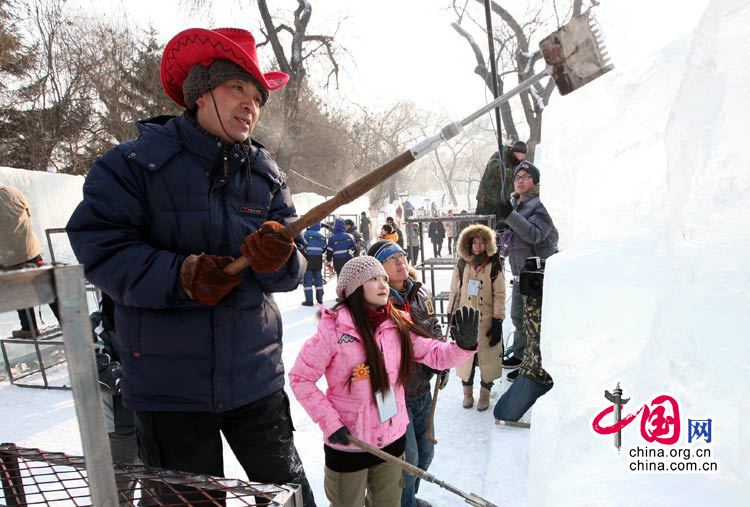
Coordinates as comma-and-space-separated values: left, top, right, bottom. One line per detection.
593, 394, 680, 445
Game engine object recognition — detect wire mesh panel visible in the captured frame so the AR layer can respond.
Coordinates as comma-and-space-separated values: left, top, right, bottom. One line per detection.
0, 445, 300, 506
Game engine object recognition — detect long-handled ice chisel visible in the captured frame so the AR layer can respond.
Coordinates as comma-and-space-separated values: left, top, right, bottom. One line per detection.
348, 435, 499, 507
224, 11, 612, 276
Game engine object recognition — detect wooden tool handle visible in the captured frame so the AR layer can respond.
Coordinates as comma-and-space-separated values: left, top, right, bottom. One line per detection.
223, 150, 415, 276
425, 376, 441, 444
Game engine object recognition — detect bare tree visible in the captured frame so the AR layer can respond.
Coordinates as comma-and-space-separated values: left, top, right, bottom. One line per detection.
255, 0, 343, 174
180, 0, 343, 174
0, 0, 99, 172
344, 102, 426, 209
451, 0, 586, 159
415, 112, 494, 208
0, 0, 34, 94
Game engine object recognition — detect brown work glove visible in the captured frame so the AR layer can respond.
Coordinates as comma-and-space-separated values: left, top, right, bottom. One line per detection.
180, 254, 243, 306
240, 221, 294, 273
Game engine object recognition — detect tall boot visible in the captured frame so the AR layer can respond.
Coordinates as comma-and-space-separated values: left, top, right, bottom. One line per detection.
462, 385, 474, 409
477, 386, 491, 411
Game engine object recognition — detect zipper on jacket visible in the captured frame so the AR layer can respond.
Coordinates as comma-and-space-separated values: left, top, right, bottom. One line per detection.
223, 145, 229, 178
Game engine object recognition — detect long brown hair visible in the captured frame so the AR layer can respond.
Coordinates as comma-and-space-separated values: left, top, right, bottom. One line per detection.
337, 287, 416, 398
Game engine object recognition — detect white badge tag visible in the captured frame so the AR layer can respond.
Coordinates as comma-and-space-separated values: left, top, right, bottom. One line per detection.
375, 387, 398, 423
467, 278, 481, 296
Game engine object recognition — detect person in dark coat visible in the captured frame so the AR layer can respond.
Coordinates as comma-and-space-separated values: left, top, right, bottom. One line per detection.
427, 220, 445, 258
386, 216, 404, 248
302, 223, 326, 306
344, 218, 364, 256
360, 211, 372, 249
368, 240, 448, 507
495, 160, 558, 377
475, 141, 528, 226
326, 218, 356, 276
65, 27, 316, 506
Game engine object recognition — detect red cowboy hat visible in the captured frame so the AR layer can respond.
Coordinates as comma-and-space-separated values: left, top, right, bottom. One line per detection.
160, 27, 290, 108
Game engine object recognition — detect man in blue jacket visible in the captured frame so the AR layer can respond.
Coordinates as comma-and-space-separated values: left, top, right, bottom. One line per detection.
302, 223, 326, 306
325, 218, 355, 276
66, 28, 316, 505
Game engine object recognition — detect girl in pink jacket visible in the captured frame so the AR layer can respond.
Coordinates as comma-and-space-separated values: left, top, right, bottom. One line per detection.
289, 256, 479, 506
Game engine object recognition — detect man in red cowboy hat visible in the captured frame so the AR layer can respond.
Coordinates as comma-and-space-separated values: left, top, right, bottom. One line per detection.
67, 27, 316, 505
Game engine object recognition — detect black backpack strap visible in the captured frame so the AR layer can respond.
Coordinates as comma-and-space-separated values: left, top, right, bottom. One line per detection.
456, 258, 466, 290
490, 253, 504, 282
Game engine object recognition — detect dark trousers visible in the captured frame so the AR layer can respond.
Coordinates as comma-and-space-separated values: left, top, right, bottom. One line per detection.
493, 375, 553, 421
408, 246, 420, 264
333, 257, 349, 276
431, 240, 443, 257
402, 391, 435, 507
17, 302, 59, 331
461, 355, 494, 389
11, 255, 60, 331
508, 282, 527, 358
303, 269, 324, 304
135, 390, 317, 506
447, 237, 454, 254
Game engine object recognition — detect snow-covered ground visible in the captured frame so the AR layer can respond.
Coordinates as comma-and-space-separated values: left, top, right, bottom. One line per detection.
0, 265, 529, 506
2, 0, 749, 505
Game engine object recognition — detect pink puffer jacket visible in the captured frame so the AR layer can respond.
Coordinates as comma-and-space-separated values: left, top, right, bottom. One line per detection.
289, 305, 473, 451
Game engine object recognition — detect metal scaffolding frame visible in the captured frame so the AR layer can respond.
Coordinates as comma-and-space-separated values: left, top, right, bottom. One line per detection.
0, 266, 301, 506
0, 265, 119, 505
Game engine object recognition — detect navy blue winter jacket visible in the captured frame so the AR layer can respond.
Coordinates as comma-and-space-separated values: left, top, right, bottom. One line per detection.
303, 224, 326, 271
325, 219, 355, 261
66, 112, 306, 413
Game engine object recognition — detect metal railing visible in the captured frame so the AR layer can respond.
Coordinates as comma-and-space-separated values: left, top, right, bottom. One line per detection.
0, 265, 119, 505
0, 266, 301, 506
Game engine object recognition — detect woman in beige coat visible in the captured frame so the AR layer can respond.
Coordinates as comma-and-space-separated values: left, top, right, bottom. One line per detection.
447, 224, 506, 411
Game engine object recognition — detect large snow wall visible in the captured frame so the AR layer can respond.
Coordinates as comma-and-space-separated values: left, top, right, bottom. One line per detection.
1, 167, 85, 263
526, 0, 749, 505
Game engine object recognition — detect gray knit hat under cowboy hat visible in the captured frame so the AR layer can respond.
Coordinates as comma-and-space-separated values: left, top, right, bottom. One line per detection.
182, 60, 267, 109
336, 256, 388, 300
160, 27, 289, 108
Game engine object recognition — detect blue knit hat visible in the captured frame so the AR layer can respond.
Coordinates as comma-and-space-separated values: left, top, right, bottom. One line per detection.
368, 240, 406, 264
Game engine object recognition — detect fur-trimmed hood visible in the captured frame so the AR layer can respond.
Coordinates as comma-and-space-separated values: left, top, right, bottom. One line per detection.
456, 223, 497, 261
510, 184, 540, 205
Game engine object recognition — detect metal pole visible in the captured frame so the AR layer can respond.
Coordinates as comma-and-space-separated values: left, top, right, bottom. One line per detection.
53, 265, 118, 506
461, 68, 550, 127
483, 0, 503, 152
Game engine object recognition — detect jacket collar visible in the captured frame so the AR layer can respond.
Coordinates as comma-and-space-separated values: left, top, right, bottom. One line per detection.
321, 305, 397, 335
511, 185, 540, 206
176, 111, 257, 166
389, 276, 421, 306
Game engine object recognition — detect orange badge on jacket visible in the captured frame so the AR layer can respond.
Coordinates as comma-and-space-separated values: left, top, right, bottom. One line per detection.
351, 363, 370, 382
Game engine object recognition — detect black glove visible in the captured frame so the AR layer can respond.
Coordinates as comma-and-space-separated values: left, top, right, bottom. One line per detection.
488, 318, 503, 347
450, 306, 480, 350
496, 202, 513, 221
96, 352, 122, 396
328, 426, 351, 445
437, 369, 450, 390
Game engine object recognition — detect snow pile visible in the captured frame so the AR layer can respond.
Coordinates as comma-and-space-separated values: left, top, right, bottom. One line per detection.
527, 0, 750, 505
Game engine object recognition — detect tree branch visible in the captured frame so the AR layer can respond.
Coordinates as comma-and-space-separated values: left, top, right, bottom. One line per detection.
257, 0, 292, 75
